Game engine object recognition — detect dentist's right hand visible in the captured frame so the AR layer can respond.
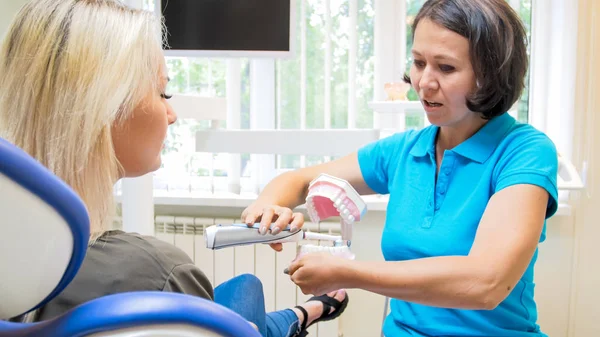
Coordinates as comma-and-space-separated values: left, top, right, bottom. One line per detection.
241, 202, 305, 252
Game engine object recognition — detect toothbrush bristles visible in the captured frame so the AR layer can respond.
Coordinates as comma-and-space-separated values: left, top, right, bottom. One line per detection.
298, 244, 355, 260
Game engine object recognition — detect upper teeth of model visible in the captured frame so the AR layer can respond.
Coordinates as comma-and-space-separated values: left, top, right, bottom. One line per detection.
331, 196, 355, 224
306, 193, 356, 225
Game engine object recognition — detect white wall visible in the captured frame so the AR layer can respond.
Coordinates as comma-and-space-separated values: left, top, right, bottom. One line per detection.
567, 1, 600, 335
535, 216, 578, 336
0, 0, 28, 40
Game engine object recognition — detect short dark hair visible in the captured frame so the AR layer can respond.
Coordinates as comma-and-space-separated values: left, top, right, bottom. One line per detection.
403, 0, 528, 119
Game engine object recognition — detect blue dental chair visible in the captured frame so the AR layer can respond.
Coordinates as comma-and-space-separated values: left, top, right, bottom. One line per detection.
0, 138, 261, 337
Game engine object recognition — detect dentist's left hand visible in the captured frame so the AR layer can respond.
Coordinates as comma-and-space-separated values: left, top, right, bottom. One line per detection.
287, 252, 349, 295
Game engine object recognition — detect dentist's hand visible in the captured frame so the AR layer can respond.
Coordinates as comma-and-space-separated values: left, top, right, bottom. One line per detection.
241, 203, 305, 252
287, 252, 349, 295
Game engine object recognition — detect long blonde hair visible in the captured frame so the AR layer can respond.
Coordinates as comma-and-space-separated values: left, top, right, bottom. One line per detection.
0, 0, 164, 240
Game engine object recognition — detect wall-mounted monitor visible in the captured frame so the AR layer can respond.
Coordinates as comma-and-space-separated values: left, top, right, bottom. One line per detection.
156, 0, 296, 58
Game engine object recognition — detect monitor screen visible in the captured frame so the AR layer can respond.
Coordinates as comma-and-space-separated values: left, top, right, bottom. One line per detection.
158, 0, 295, 58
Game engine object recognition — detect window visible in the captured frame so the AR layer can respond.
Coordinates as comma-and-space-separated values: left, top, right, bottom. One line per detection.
138, 0, 536, 199
143, 0, 375, 196
152, 58, 233, 195
276, 0, 375, 171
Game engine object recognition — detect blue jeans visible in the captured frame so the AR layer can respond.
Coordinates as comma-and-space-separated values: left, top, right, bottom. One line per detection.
214, 274, 300, 337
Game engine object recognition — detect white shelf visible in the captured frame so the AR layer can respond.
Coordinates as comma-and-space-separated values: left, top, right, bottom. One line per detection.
115, 192, 571, 217
115, 192, 390, 211
196, 129, 380, 156
368, 100, 425, 114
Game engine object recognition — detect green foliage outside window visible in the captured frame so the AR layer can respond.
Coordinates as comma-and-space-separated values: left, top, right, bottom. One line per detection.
145, 0, 533, 178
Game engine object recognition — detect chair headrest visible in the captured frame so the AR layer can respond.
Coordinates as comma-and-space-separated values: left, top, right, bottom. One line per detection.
0, 138, 89, 319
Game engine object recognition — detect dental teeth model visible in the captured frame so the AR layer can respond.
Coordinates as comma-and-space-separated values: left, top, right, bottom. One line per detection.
305, 174, 366, 244
204, 174, 367, 260
299, 174, 366, 259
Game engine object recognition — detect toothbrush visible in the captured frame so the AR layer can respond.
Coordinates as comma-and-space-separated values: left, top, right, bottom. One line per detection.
204, 174, 367, 261
204, 223, 343, 250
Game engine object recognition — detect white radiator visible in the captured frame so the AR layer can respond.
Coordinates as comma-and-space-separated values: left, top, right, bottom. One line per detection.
153, 216, 343, 337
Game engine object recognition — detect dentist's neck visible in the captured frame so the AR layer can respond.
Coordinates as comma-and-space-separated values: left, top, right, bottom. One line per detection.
436, 114, 487, 151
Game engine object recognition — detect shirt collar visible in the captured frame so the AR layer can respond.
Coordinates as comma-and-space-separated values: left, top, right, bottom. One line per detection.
409, 126, 436, 158
409, 113, 516, 163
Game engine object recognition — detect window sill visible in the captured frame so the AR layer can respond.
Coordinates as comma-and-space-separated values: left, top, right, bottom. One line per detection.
115, 192, 572, 217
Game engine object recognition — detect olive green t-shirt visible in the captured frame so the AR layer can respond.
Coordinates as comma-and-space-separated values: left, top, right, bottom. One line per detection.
36, 230, 214, 321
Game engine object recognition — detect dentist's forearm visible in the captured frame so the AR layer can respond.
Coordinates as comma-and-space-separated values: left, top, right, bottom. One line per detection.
342, 257, 508, 310
254, 171, 310, 209
254, 152, 372, 209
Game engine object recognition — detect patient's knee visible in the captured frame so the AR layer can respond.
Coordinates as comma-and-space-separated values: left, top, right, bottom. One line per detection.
235, 273, 263, 290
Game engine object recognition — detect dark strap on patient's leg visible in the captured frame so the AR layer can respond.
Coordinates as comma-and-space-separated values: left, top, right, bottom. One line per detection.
294, 305, 309, 332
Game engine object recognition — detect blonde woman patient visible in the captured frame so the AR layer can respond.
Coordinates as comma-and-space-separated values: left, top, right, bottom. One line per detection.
0, 1, 348, 336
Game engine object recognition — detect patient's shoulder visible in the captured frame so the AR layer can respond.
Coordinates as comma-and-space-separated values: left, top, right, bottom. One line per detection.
90, 230, 213, 297
35, 230, 212, 321
93, 230, 194, 268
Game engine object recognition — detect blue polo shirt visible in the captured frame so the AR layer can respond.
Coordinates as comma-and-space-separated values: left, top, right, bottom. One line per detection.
358, 113, 558, 337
